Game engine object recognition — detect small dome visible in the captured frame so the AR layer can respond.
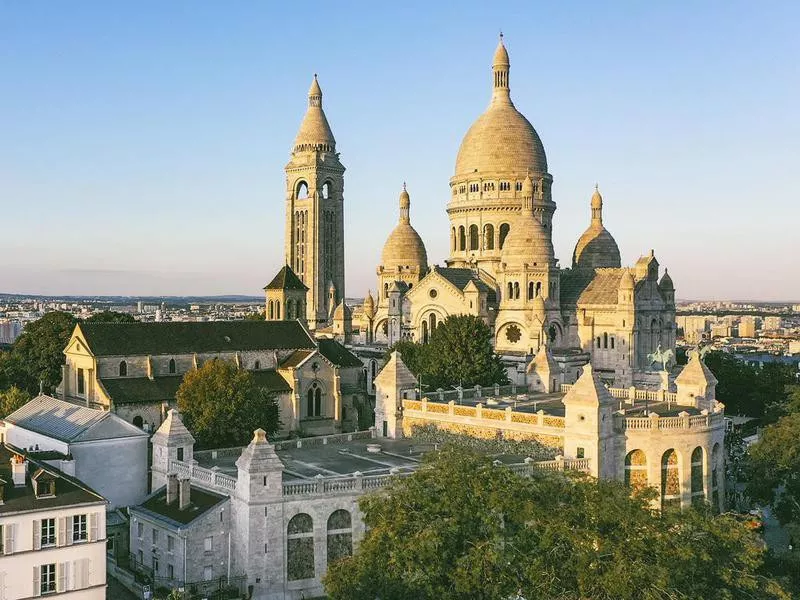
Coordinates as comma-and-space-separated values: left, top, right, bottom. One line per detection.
572, 186, 621, 271
591, 185, 603, 210
363, 291, 375, 318
501, 212, 554, 266
659, 269, 674, 290
381, 186, 428, 271
620, 270, 635, 290
493, 37, 509, 66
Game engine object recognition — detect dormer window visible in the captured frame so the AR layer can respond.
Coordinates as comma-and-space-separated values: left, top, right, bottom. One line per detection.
33, 470, 56, 499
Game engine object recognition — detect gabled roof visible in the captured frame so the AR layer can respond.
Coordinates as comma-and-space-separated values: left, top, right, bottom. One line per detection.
5, 395, 147, 443
264, 265, 308, 291
576, 268, 625, 306
76, 320, 316, 356
151, 409, 195, 448
375, 351, 418, 390
317, 338, 363, 368
251, 369, 292, 393
434, 267, 497, 302
280, 349, 316, 369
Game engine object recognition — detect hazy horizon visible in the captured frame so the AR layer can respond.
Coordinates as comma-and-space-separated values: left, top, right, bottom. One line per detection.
2, 2, 798, 301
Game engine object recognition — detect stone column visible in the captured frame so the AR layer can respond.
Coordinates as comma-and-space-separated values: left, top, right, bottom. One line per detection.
680, 449, 693, 509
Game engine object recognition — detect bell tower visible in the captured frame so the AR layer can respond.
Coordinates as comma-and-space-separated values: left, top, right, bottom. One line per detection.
285, 75, 346, 329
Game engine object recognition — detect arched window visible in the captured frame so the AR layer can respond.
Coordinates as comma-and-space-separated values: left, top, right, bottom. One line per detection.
119, 361, 127, 377
315, 387, 322, 416
596, 337, 601, 348
421, 320, 429, 345
513, 282, 520, 299
507, 282, 513, 299
458, 226, 466, 251
254, 360, 261, 370
691, 447, 705, 506
535, 281, 542, 297
603, 332, 608, 349
661, 449, 680, 510
499, 223, 510, 249
286, 299, 293, 320
484, 224, 494, 250
451, 228, 456, 252
610, 337, 615, 350
296, 181, 309, 199
322, 181, 331, 200
624, 450, 647, 489
276, 301, 281, 320
307, 388, 314, 416
287, 514, 314, 581
469, 225, 479, 250
132, 415, 143, 429
429, 313, 437, 332
168, 358, 176, 374
528, 281, 534, 300
327, 510, 353, 565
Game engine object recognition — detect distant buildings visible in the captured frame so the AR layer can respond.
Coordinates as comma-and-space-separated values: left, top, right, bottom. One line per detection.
738, 316, 756, 338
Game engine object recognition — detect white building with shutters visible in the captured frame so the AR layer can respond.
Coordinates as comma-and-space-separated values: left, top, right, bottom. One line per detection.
0, 444, 107, 599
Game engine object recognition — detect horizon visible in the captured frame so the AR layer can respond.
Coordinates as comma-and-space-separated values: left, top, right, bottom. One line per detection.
2, 2, 799, 300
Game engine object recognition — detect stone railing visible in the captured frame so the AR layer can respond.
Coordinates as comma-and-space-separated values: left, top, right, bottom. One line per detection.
273, 429, 376, 450
421, 383, 529, 404
614, 410, 724, 433
281, 456, 591, 498
403, 398, 565, 432
561, 384, 679, 406
170, 459, 237, 492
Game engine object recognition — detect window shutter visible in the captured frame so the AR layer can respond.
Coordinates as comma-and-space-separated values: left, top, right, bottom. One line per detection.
58, 517, 67, 547
33, 520, 41, 551
57, 562, 66, 592
85, 558, 92, 588
32, 565, 40, 598
89, 513, 98, 542
66, 516, 74, 546
4, 523, 13, 554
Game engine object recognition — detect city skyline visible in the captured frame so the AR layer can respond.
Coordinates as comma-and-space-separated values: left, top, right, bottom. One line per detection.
2, 2, 799, 301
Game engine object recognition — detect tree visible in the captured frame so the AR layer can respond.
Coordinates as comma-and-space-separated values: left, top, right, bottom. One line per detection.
0, 386, 31, 417
0, 311, 78, 395
176, 359, 281, 449
84, 311, 136, 323
325, 446, 789, 600
385, 315, 508, 390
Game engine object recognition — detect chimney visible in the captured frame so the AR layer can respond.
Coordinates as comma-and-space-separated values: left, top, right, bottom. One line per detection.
166, 472, 178, 505
11, 455, 26, 487
178, 477, 191, 510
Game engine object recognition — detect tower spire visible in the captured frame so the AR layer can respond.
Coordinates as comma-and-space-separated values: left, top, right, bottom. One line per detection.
492, 35, 511, 104
591, 185, 603, 225
399, 183, 411, 223
308, 73, 322, 107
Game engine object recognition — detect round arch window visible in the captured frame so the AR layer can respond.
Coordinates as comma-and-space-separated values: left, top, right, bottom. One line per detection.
429, 289, 438, 299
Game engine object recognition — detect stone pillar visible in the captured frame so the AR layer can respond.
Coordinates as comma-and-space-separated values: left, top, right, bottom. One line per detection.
334, 373, 342, 432
680, 449, 692, 509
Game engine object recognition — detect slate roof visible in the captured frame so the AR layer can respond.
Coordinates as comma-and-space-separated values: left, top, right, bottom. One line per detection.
137, 484, 227, 527
5, 395, 147, 442
0, 445, 105, 515
559, 268, 593, 307
576, 268, 625, 306
280, 350, 315, 369
317, 338, 363, 368
100, 370, 291, 405
77, 320, 315, 356
435, 267, 497, 302
99, 376, 183, 406
264, 265, 308, 291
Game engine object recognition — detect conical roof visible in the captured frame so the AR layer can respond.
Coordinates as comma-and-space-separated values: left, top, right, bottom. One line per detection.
675, 350, 718, 387
374, 350, 419, 390
362, 291, 375, 318
659, 269, 674, 290
293, 75, 336, 153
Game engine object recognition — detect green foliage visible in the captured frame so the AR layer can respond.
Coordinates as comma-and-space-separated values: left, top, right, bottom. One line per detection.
0, 386, 31, 417
704, 351, 795, 420
176, 359, 281, 449
385, 315, 508, 390
324, 446, 789, 600
84, 310, 136, 323
0, 311, 78, 395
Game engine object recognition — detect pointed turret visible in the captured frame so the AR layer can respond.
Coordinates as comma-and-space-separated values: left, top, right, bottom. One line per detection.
363, 290, 375, 319
675, 349, 718, 409
293, 74, 336, 153
492, 33, 511, 105
235, 428, 285, 501
527, 339, 561, 392
374, 351, 419, 439
150, 409, 195, 491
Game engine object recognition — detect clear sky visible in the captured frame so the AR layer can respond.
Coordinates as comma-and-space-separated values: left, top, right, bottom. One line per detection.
2, 1, 798, 301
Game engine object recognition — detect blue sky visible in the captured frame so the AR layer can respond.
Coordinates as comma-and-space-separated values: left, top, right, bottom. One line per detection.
1, 1, 798, 300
